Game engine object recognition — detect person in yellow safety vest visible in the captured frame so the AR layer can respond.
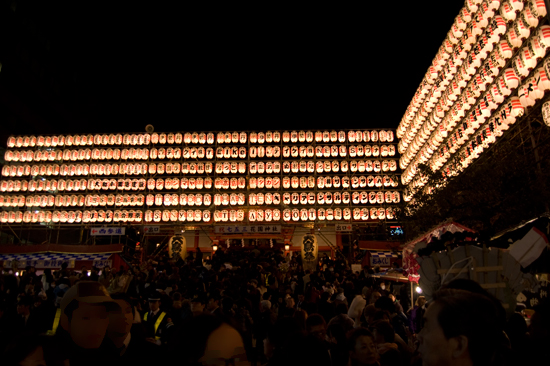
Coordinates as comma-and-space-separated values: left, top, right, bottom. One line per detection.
143, 291, 168, 345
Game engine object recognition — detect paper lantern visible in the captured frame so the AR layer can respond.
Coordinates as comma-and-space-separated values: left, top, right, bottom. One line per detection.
500, 1, 516, 22
540, 61, 550, 92
521, 6, 539, 29
515, 17, 531, 41
519, 76, 544, 107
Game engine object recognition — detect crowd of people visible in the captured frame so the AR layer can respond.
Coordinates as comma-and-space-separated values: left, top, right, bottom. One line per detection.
0, 244, 549, 366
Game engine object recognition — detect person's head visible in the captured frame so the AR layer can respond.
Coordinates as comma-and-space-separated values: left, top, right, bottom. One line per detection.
306, 313, 326, 341
327, 322, 346, 345
374, 296, 396, 314
371, 320, 395, 344
416, 295, 426, 307
60, 281, 115, 349
285, 295, 295, 308
147, 292, 162, 312
260, 300, 272, 312
172, 292, 183, 309
207, 292, 220, 311
335, 302, 348, 315
372, 310, 391, 323
173, 314, 247, 365
190, 294, 206, 313
347, 328, 379, 365
221, 297, 234, 313
417, 289, 503, 366
293, 309, 308, 331
369, 291, 381, 304
107, 294, 134, 341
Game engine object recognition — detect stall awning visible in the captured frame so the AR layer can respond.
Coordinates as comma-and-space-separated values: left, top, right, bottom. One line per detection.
368, 250, 401, 267
368, 250, 401, 258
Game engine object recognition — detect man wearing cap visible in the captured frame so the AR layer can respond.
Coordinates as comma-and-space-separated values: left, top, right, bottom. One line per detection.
51, 281, 117, 365
143, 291, 168, 345
190, 293, 208, 317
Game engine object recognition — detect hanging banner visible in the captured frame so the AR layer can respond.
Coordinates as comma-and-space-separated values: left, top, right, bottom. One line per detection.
301, 234, 319, 272
214, 225, 282, 234
93, 260, 112, 268
168, 235, 187, 261
90, 227, 125, 236
335, 223, 353, 232
143, 225, 160, 234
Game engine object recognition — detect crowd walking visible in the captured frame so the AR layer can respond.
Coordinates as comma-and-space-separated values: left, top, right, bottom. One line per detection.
0, 246, 548, 366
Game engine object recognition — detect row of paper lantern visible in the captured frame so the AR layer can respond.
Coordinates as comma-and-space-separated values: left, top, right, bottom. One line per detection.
406, 30, 550, 184
399, 16, 516, 166
0, 189, 401, 209
3, 143, 398, 164
436, 95, 527, 177
398, 0, 544, 139
0, 159, 399, 178
227, 207, 395, 222
397, 0, 503, 139
400, 23, 550, 184
399, 35, 511, 166
0, 174, 399, 194
406, 95, 526, 190
0, 176, 398, 194
404, 2, 548, 160
6, 130, 396, 149
0, 206, 399, 224
397, 1, 547, 166
2, 175, 400, 192
0, 209, 209, 224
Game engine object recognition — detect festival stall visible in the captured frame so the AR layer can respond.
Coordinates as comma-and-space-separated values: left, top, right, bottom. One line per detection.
403, 216, 549, 314
402, 221, 476, 283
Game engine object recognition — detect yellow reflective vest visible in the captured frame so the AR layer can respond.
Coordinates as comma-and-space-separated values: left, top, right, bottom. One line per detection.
143, 311, 166, 340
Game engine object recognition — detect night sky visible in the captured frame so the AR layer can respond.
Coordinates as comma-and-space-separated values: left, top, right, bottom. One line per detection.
0, 1, 465, 141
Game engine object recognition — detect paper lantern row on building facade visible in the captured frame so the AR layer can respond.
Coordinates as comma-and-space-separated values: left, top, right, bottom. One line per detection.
418, 40, 550, 183
6, 130, 395, 149
0, 174, 400, 194
214, 207, 395, 222
398, 1, 549, 188
0, 206, 396, 224
397, 0, 545, 142
0, 209, 210, 224
3, 144, 398, 163
398, 2, 545, 154
0, 159, 399, 178
0, 190, 400, 209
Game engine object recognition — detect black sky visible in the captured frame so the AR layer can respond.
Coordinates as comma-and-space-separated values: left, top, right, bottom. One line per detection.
0, 1, 465, 141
